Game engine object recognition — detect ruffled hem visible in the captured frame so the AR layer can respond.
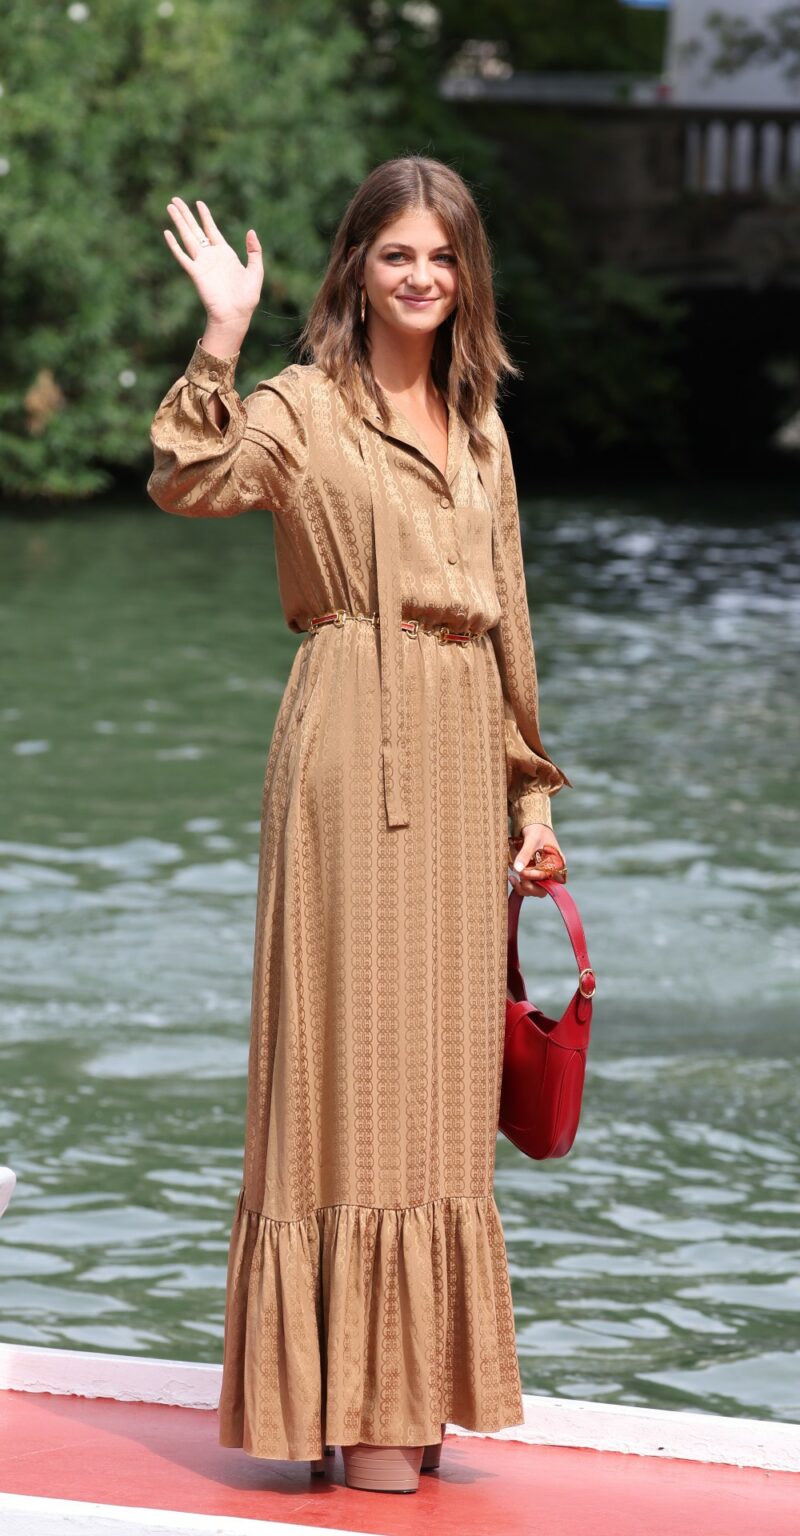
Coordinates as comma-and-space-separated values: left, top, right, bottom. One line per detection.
217, 1187, 525, 1461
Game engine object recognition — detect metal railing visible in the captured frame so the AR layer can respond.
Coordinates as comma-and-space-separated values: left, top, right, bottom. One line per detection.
683, 111, 800, 195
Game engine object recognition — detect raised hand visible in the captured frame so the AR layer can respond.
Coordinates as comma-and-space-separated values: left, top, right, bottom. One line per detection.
163, 197, 264, 329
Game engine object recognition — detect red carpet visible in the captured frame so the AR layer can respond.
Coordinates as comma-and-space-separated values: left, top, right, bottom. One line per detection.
1, 1390, 797, 1535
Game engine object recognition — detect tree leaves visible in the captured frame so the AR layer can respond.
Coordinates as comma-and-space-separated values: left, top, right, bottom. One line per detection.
0, 0, 373, 497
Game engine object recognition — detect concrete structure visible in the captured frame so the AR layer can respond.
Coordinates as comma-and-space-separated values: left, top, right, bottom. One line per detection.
665, 0, 800, 110
441, 3, 800, 287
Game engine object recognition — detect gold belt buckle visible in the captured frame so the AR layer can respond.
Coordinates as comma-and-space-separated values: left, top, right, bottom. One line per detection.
308, 610, 347, 633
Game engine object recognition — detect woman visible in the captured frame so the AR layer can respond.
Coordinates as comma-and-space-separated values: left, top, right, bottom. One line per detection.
147, 154, 571, 1495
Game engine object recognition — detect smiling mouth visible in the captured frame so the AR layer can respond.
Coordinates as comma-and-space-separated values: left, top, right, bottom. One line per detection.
398, 295, 437, 305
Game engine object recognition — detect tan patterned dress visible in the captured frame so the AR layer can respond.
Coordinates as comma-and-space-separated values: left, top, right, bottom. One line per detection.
146, 339, 571, 1461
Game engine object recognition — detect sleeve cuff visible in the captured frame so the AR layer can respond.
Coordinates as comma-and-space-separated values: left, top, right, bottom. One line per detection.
184, 339, 241, 393
509, 786, 553, 836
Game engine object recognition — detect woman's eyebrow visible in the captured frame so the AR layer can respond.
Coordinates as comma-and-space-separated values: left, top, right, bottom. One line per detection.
378, 241, 454, 253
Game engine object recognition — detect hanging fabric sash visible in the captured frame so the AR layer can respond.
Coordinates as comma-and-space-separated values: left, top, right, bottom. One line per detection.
357, 422, 410, 830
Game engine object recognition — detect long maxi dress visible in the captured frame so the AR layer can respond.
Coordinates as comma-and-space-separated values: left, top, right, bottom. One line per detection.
147, 339, 572, 1462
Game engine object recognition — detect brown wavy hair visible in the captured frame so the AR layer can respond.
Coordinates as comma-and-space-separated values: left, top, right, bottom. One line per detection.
295, 155, 520, 461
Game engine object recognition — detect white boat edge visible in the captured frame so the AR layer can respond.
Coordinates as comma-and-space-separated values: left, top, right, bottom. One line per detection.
0, 1493, 377, 1536
0, 1166, 16, 1220
1, 1340, 798, 1474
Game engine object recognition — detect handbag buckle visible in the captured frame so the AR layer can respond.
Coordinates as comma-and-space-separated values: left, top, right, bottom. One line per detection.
578, 967, 596, 999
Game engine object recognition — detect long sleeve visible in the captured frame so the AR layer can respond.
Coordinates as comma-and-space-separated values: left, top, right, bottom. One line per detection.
489, 419, 572, 836
146, 339, 307, 518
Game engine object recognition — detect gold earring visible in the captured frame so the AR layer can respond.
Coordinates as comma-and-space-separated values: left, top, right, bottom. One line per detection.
360, 288, 366, 324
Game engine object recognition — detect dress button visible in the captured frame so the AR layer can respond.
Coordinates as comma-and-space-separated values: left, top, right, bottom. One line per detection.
447, 553, 458, 565
439, 495, 450, 509
208, 370, 219, 381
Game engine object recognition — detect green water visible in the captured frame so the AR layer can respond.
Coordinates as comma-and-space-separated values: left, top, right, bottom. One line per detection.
1, 487, 798, 1423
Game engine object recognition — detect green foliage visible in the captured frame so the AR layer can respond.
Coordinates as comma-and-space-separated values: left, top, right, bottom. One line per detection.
350, 0, 666, 78
0, 0, 681, 498
489, 215, 686, 465
0, 0, 375, 497
440, 0, 666, 73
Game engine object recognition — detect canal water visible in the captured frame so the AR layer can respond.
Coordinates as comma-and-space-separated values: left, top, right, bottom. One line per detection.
1, 483, 798, 1423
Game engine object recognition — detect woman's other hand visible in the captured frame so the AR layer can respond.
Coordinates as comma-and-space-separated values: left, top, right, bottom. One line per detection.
163, 196, 264, 332
508, 823, 567, 899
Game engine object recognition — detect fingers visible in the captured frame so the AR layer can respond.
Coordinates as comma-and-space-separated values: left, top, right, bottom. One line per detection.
165, 196, 208, 258
162, 227, 194, 275
511, 830, 538, 874
508, 871, 547, 899
196, 199, 223, 244
163, 197, 261, 284
245, 228, 263, 270
166, 196, 201, 254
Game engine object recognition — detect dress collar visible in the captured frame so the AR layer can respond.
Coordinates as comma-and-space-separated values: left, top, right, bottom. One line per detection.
353, 369, 471, 491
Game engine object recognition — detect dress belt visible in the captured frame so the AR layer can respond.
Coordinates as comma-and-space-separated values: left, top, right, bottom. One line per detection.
303, 607, 484, 833
306, 609, 483, 644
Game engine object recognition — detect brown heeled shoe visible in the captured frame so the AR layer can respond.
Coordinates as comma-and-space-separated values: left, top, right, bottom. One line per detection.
421, 1422, 446, 1472
342, 1442, 424, 1492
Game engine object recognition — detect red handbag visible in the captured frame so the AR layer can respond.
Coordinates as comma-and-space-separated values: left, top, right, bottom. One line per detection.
500, 880, 597, 1159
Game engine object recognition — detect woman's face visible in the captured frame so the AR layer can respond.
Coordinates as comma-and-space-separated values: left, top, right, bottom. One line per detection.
361, 207, 459, 336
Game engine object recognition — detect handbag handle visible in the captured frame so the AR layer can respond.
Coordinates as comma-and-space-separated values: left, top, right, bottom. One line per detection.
507, 880, 596, 1017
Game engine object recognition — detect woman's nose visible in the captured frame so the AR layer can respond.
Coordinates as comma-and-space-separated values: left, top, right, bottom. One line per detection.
409, 262, 434, 288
